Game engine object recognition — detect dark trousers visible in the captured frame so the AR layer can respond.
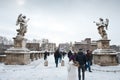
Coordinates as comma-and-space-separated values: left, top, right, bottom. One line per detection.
55, 58, 58, 67
78, 65, 85, 80
86, 61, 91, 72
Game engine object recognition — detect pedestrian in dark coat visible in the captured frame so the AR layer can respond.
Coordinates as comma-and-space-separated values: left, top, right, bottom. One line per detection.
76, 49, 86, 80
85, 50, 93, 72
68, 50, 73, 61
44, 51, 48, 60
54, 49, 60, 67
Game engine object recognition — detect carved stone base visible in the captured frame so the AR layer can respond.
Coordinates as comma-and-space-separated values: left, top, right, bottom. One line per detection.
13, 35, 27, 48
97, 39, 110, 49
93, 49, 118, 66
93, 39, 118, 66
5, 47, 30, 65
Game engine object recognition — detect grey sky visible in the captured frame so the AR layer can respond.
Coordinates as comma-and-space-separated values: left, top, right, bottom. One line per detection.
0, 0, 120, 45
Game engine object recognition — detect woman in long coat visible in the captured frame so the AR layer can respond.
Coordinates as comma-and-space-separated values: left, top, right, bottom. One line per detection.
67, 54, 78, 80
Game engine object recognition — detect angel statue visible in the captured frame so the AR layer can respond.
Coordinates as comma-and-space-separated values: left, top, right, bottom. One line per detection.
94, 18, 109, 40
16, 14, 30, 36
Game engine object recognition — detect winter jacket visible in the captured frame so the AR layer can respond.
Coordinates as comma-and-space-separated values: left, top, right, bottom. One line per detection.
76, 52, 86, 66
86, 52, 93, 61
54, 50, 60, 59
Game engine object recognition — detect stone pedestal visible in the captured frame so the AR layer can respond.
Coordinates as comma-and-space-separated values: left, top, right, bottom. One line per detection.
5, 37, 30, 65
13, 35, 26, 48
5, 47, 30, 65
97, 40, 110, 49
93, 39, 118, 66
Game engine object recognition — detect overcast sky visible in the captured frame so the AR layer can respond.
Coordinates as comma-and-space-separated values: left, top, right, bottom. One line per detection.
0, 0, 120, 45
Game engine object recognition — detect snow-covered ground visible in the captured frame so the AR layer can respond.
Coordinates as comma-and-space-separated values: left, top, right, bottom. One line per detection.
0, 54, 120, 80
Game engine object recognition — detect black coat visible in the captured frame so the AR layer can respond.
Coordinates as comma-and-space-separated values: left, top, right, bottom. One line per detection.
86, 53, 93, 61
54, 50, 60, 59
76, 52, 86, 66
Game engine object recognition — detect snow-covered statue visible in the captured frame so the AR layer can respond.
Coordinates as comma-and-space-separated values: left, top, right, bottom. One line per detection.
16, 14, 30, 36
94, 18, 109, 40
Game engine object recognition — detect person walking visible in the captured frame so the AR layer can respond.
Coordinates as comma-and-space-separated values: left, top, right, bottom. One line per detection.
76, 49, 86, 80
44, 51, 49, 66
68, 50, 73, 61
44, 51, 48, 60
54, 49, 60, 67
85, 50, 93, 72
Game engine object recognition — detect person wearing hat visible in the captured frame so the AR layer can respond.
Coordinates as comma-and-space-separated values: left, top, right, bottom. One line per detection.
76, 49, 86, 80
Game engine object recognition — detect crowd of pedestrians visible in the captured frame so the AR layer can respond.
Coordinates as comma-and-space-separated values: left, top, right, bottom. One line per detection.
67, 49, 93, 80
44, 48, 93, 80
54, 48, 67, 67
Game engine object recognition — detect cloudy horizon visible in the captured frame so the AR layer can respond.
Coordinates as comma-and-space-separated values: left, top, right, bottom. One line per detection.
0, 0, 120, 45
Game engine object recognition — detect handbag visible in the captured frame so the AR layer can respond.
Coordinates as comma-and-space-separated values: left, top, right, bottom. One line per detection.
74, 61, 80, 67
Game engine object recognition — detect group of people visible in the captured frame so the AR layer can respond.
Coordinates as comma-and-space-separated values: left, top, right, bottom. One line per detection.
43, 49, 66, 67
54, 49, 67, 67
44, 48, 93, 80
67, 49, 93, 80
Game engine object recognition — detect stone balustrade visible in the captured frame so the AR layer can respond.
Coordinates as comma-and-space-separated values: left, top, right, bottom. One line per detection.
29, 51, 54, 61
2, 51, 54, 65
0, 54, 6, 63
117, 52, 120, 64
30, 51, 45, 61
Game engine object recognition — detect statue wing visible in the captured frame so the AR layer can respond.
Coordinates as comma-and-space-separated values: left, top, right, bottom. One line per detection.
16, 14, 22, 25
105, 18, 109, 30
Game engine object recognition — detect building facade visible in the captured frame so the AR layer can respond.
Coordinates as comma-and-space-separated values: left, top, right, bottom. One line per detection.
73, 38, 97, 52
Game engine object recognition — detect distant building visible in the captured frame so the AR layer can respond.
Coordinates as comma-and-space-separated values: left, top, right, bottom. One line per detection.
40, 39, 56, 52
90, 40, 97, 51
0, 43, 13, 54
73, 41, 88, 52
110, 45, 120, 52
42, 39, 49, 44
59, 43, 70, 52
47, 43, 56, 52
26, 43, 40, 51
73, 38, 97, 52
40, 39, 49, 51
0, 36, 13, 45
